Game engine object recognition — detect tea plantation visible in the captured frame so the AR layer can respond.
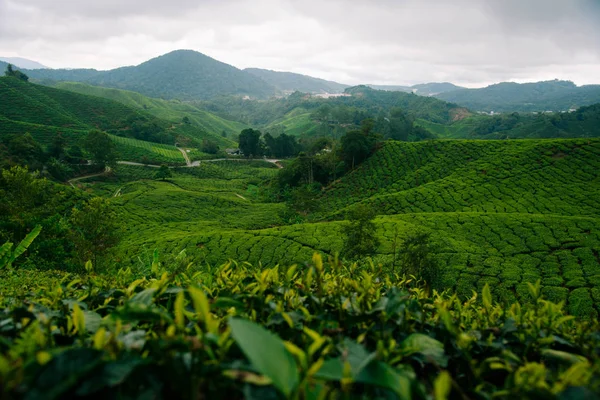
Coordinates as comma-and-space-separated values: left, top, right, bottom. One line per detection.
66, 139, 600, 320
2, 244, 599, 399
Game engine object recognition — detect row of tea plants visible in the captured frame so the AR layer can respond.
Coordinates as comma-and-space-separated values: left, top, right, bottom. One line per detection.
1, 231, 599, 399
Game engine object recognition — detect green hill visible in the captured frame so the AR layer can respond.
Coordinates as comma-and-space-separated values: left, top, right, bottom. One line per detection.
417, 103, 600, 139
245, 68, 349, 94
70, 138, 600, 317
18, 50, 278, 100
0, 77, 235, 159
53, 82, 246, 142
368, 82, 465, 96
199, 85, 468, 136
436, 79, 600, 112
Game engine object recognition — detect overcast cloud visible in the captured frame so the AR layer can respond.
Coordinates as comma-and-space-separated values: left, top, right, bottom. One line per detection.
1, 0, 599, 87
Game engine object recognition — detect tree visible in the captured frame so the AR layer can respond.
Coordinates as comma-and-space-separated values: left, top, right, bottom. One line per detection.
154, 165, 172, 181
83, 130, 117, 168
201, 139, 219, 154
49, 132, 67, 159
238, 128, 263, 158
7, 133, 45, 169
69, 197, 122, 269
399, 232, 440, 292
340, 204, 380, 260
4, 64, 29, 82
339, 119, 379, 170
182, 116, 191, 124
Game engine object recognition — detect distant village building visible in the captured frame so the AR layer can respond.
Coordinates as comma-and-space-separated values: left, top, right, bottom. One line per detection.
312, 93, 352, 99
225, 148, 240, 155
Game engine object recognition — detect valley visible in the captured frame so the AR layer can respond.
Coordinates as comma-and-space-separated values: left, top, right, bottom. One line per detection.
1, 48, 600, 398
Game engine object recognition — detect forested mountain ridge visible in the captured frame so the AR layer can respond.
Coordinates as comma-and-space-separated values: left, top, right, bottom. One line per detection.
368, 82, 465, 95
245, 68, 349, 94
0, 57, 48, 69
417, 103, 600, 139
2, 50, 279, 100
436, 79, 600, 112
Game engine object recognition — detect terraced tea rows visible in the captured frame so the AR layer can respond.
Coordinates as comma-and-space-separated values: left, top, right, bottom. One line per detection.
78, 139, 600, 317
321, 139, 600, 217
110, 135, 184, 164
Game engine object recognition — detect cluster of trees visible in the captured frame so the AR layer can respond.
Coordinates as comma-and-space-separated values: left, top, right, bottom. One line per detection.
238, 128, 301, 158
0, 129, 117, 182
4, 64, 29, 82
0, 166, 122, 271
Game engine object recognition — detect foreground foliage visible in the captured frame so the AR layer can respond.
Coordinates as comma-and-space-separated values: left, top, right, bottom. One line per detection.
0, 254, 599, 399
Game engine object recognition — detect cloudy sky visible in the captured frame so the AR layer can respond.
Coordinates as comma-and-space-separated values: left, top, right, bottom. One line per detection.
1, 0, 599, 88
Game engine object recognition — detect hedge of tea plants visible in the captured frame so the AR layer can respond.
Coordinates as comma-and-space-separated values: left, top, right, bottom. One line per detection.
1, 252, 599, 399
321, 139, 600, 217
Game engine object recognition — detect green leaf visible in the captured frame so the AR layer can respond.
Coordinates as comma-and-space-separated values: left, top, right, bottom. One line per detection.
72, 303, 86, 334
129, 288, 157, 306
314, 358, 344, 381
343, 339, 377, 377
401, 333, 447, 366
482, 283, 492, 310
11, 225, 42, 263
0, 242, 13, 267
1, 225, 41, 269
83, 311, 103, 333
434, 371, 452, 400
174, 290, 185, 329
541, 349, 587, 366
25, 348, 104, 400
356, 361, 412, 400
229, 318, 299, 397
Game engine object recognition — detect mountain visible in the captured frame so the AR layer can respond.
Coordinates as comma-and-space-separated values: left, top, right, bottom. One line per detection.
435, 79, 600, 112
367, 82, 465, 96
0, 56, 48, 69
411, 82, 465, 96
10, 50, 278, 101
245, 68, 349, 94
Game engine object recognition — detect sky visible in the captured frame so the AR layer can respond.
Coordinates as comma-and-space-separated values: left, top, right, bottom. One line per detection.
1, 0, 599, 88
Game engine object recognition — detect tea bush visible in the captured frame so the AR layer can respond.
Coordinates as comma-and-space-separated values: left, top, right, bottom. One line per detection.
1, 254, 598, 399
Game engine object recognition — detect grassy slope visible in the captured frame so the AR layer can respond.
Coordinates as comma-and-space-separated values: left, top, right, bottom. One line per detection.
77, 138, 600, 316
0, 77, 236, 161
265, 109, 320, 136
54, 82, 243, 147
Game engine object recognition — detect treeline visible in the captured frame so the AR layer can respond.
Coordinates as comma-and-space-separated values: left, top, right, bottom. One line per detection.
1, 129, 117, 181
198, 85, 460, 128
460, 104, 600, 139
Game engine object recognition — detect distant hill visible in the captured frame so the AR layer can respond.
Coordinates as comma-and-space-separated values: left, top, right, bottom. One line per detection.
54, 82, 248, 140
245, 68, 349, 94
367, 82, 465, 96
10, 50, 278, 101
0, 57, 48, 69
417, 103, 600, 140
0, 77, 235, 156
436, 79, 600, 112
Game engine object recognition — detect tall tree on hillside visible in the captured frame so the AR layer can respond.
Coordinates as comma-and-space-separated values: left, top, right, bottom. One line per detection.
49, 132, 67, 159
238, 128, 263, 158
7, 133, 45, 170
340, 119, 379, 170
83, 130, 117, 168
341, 204, 380, 260
4, 64, 29, 82
69, 197, 122, 270
154, 165, 172, 181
